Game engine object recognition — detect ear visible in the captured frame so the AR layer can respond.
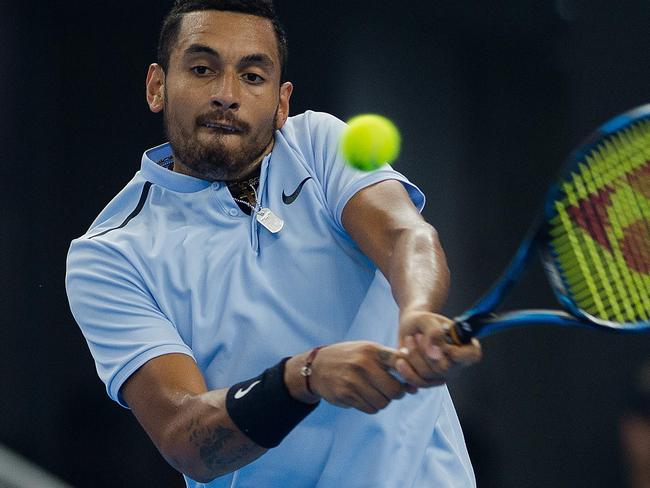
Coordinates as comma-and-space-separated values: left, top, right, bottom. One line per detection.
146, 63, 165, 113
274, 81, 293, 130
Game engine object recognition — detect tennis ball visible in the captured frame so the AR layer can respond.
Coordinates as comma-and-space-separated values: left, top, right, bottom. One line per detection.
340, 114, 401, 171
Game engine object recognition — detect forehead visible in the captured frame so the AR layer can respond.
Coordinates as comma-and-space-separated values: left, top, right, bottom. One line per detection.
173, 10, 279, 64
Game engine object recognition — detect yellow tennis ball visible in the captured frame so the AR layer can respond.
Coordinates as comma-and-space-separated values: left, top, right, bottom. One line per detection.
340, 114, 401, 171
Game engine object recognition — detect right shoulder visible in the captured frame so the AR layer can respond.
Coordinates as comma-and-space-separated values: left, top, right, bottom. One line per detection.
76, 175, 152, 241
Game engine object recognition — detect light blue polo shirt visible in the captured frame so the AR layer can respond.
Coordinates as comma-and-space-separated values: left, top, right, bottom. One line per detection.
66, 111, 475, 487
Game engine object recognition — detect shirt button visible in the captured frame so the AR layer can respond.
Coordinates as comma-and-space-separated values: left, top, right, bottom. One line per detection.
212, 182, 221, 190
229, 208, 239, 216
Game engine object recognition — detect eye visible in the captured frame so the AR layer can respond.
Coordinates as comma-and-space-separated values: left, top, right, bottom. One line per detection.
242, 73, 264, 84
191, 66, 213, 75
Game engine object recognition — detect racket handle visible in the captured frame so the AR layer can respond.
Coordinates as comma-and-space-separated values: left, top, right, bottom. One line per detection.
448, 321, 474, 345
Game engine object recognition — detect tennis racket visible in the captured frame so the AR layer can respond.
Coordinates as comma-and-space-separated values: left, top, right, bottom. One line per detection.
448, 104, 650, 344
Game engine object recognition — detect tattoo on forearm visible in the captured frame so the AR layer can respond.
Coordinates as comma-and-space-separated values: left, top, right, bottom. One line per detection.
188, 417, 256, 472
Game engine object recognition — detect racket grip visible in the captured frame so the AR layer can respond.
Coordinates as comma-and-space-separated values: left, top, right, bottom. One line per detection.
448, 321, 474, 345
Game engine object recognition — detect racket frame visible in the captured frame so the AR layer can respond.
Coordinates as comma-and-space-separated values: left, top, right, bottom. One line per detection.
452, 104, 650, 342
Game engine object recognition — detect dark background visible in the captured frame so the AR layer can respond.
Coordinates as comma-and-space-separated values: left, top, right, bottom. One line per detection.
1, 1, 649, 487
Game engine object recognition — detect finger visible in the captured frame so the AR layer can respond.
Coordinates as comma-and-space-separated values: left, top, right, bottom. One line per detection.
374, 346, 401, 370
417, 333, 455, 378
442, 338, 482, 366
396, 336, 431, 387
326, 388, 378, 413
403, 335, 436, 378
394, 357, 432, 388
356, 398, 381, 415
387, 365, 418, 393
366, 363, 411, 400
373, 346, 418, 394
406, 334, 451, 382
415, 332, 446, 362
336, 394, 376, 414
419, 322, 450, 354
352, 383, 392, 414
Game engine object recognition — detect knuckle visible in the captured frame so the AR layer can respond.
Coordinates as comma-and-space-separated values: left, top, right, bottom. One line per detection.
423, 366, 447, 381
365, 405, 379, 415
339, 392, 356, 405
360, 356, 376, 371
429, 328, 446, 342
359, 342, 376, 356
406, 375, 427, 388
405, 357, 424, 373
388, 386, 404, 399
340, 372, 356, 387
399, 368, 423, 386
422, 371, 437, 382
350, 350, 364, 363
348, 361, 366, 375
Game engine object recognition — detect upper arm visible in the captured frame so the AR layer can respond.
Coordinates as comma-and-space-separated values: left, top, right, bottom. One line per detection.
342, 179, 450, 312
66, 238, 196, 406
341, 179, 431, 272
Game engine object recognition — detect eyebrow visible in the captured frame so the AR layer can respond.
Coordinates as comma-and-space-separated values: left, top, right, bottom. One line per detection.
238, 53, 275, 72
183, 44, 275, 72
184, 43, 220, 59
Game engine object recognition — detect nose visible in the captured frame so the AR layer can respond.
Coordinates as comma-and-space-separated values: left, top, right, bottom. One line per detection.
210, 72, 240, 111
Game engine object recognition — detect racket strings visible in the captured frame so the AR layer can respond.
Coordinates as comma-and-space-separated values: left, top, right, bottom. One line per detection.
617, 131, 650, 272
548, 119, 650, 324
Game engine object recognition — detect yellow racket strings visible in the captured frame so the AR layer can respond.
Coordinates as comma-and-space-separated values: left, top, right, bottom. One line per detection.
549, 120, 650, 324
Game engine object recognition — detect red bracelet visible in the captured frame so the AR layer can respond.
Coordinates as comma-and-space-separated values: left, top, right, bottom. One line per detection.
300, 346, 324, 395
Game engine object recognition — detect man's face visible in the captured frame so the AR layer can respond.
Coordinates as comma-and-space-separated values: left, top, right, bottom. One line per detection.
147, 10, 292, 181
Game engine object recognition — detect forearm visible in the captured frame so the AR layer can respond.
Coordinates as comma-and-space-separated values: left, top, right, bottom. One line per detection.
172, 345, 409, 480
341, 180, 480, 384
157, 358, 320, 482
386, 222, 450, 314
128, 344, 412, 483
160, 389, 266, 483
340, 180, 450, 315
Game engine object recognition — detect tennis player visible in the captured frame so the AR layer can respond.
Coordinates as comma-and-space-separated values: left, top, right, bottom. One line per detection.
65, 1, 482, 486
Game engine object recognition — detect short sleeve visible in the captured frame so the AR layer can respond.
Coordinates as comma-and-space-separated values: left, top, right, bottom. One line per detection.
285, 111, 425, 229
65, 238, 195, 408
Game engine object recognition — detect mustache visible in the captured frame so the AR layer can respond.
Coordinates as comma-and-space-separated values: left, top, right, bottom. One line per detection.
196, 111, 250, 132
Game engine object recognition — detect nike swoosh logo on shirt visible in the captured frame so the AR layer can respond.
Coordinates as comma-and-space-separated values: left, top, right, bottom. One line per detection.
234, 380, 261, 399
282, 177, 313, 205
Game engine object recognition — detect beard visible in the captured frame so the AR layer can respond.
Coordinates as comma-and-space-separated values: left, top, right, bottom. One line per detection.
164, 103, 278, 182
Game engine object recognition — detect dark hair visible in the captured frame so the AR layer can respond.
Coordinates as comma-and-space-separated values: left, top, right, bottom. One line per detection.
157, 0, 288, 80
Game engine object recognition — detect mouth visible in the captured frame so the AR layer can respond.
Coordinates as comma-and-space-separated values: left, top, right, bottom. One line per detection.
201, 122, 243, 134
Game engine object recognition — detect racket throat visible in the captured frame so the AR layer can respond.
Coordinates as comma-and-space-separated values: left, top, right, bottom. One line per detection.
451, 313, 497, 344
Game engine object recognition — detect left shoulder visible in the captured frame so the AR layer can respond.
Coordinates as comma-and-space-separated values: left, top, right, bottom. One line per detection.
279, 111, 346, 144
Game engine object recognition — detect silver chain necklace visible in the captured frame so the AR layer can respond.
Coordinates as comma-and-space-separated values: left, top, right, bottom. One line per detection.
158, 156, 283, 234
232, 183, 284, 234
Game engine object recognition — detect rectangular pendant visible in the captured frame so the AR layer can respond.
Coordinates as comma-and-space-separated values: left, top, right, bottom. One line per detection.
256, 207, 284, 233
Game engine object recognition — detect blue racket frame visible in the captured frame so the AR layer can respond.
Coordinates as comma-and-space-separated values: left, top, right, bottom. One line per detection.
454, 104, 650, 340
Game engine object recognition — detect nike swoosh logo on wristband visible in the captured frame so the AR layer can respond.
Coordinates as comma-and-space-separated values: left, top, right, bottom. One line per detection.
234, 380, 261, 399
282, 177, 313, 205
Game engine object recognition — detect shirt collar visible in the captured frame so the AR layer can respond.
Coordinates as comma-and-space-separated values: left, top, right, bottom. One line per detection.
140, 143, 212, 193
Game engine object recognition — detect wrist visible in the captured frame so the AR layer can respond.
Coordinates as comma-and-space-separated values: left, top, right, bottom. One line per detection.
226, 358, 318, 448
399, 305, 433, 318
284, 352, 321, 405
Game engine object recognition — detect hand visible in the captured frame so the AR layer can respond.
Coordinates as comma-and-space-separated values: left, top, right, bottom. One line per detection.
395, 310, 482, 388
285, 341, 417, 414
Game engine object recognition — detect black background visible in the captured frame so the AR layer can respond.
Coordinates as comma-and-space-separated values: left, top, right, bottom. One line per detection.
1, 1, 649, 486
